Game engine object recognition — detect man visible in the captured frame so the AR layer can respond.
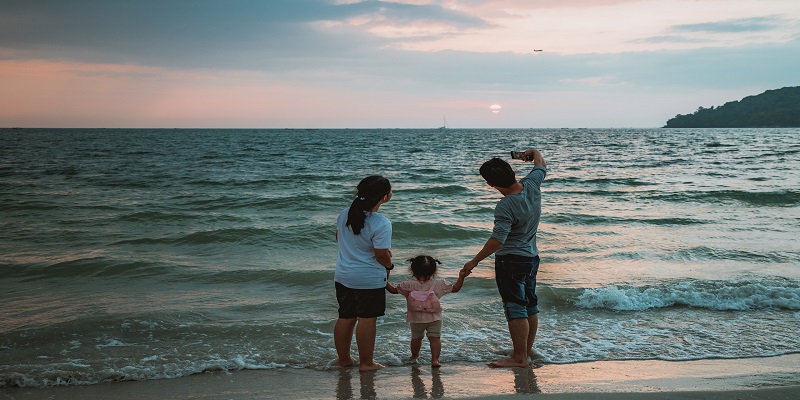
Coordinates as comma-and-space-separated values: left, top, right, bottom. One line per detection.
462, 149, 547, 368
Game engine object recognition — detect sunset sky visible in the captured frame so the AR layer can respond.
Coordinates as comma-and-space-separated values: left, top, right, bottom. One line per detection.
1, 0, 799, 128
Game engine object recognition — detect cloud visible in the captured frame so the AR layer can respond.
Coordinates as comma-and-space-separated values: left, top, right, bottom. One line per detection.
0, 0, 485, 67
635, 15, 797, 47
2, 1, 799, 128
671, 16, 783, 33
634, 35, 707, 44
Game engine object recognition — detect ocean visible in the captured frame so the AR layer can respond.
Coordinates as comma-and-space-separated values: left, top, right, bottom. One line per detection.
1, 128, 798, 388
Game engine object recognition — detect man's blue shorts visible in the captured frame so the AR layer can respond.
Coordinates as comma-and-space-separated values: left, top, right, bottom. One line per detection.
495, 254, 540, 321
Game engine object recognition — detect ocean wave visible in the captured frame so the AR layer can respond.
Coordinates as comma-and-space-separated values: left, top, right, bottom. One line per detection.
574, 279, 800, 311
705, 141, 737, 148
6, 258, 174, 281
182, 268, 333, 286
111, 225, 331, 247
392, 221, 486, 242
548, 177, 654, 187
0, 356, 287, 388
583, 178, 654, 187
114, 211, 199, 222
645, 190, 800, 207
548, 213, 706, 226
396, 185, 471, 196
178, 194, 342, 211
668, 246, 797, 263
5, 256, 337, 285
0, 200, 61, 212
762, 148, 800, 158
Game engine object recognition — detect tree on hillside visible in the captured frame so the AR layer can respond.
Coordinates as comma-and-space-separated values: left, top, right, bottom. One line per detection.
664, 87, 800, 128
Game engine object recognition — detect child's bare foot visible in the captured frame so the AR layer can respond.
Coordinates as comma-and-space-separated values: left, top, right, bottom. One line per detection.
335, 356, 355, 367
431, 359, 441, 368
487, 357, 529, 368
359, 362, 385, 372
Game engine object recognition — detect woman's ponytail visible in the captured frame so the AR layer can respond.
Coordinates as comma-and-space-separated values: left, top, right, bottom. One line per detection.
346, 175, 391, 235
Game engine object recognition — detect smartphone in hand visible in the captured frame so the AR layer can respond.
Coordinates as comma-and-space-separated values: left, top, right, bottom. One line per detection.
510, 151, 532, 161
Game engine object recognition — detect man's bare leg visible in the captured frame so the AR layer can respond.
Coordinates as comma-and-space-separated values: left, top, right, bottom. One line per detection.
489, 318, 530, 368
527, 314, 538, 359
334, 318, 357, 367
355, 317, 385, 372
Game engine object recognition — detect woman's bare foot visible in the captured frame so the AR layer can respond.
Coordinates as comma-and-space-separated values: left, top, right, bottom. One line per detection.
359, 362, 385, 372
335, 356, 355, 367
487, 357, 529, 368
431, 359, 441, 368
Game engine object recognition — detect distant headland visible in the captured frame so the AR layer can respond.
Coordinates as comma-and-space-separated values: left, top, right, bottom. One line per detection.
664, 86, 800, 128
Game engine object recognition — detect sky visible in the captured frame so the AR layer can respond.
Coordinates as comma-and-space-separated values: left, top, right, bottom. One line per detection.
1, 0, 799, 128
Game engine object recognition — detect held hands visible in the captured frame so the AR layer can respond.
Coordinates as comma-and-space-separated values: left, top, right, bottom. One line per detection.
461, 259, 478, 277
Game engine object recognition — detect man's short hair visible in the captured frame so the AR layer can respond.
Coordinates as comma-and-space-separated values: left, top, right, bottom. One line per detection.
480, 158, 516, 188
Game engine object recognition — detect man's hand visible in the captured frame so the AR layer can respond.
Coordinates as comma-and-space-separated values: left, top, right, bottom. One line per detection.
462, 259, 479, 274
522, 149, 546, 167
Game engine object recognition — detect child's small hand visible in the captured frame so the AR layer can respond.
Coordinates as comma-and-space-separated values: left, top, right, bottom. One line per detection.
459, 268, 470, 278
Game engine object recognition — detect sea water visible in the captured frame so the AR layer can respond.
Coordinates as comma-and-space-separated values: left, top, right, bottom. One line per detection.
1, 128, 798, 387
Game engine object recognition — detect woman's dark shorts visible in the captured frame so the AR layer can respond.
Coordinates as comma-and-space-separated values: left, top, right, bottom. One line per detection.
335, 281, 386, 319
495, 254, 540, 321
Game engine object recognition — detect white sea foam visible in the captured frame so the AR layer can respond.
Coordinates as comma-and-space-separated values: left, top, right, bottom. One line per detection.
575, 279, 800, 311
232, 356, 285, 370
95, 338, 129, 348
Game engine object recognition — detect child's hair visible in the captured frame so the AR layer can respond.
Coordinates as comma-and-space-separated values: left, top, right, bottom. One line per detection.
407, 255, 441, 280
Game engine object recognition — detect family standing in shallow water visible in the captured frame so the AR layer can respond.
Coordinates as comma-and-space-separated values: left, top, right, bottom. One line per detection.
333, 149, 546, 371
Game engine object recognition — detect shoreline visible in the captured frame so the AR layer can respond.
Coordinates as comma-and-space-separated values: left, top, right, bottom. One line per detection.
3, 354, 800, 399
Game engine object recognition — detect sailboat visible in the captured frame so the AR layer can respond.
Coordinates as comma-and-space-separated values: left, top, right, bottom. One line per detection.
437, 115, 448, 130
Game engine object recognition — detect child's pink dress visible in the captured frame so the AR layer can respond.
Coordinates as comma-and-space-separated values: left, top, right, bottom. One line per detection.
396, 278, 454, 323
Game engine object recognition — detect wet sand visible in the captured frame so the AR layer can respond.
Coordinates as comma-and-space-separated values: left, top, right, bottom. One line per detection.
3, 354, 799, 399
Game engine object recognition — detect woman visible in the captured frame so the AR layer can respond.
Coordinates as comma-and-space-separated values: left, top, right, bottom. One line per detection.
334, 175, 393, 372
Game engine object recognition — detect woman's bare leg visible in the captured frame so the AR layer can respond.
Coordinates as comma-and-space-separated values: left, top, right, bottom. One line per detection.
334, 318, 357, 367
355, 317, 385, 372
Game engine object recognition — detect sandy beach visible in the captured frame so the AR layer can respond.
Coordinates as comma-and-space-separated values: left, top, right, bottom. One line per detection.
3, 354, 799, 399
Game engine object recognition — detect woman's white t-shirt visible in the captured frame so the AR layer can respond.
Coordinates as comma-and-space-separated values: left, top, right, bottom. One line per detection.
335, 207, 392, 289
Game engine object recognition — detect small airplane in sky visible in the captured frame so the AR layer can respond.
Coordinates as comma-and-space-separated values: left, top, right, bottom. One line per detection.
533, 49, 543, 52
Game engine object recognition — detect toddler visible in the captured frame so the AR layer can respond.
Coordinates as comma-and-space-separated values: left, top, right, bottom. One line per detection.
386, 255, 466, 367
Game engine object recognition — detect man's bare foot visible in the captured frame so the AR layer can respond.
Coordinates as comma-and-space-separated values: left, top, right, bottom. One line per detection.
487, 357, 529, 368
359, 362, 385, 372
335, 357, 355, 367
431, 359, 441, 368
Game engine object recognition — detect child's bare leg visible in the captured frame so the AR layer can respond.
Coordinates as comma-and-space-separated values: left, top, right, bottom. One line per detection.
428, 337, 442, 368
410, 338, 423, 361
429, 336, 442, 367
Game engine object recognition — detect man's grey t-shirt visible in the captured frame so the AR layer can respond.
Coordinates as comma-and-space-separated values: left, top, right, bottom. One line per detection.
490, 165, 547, 257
